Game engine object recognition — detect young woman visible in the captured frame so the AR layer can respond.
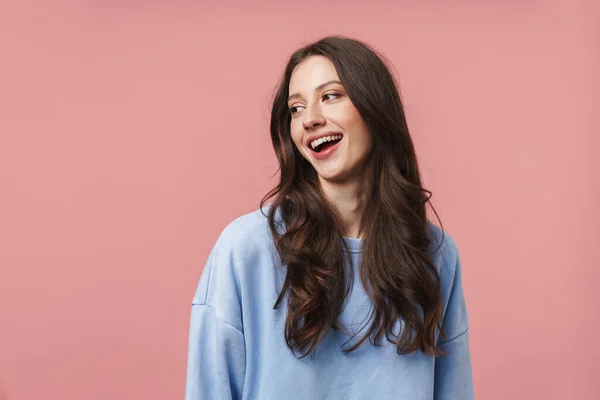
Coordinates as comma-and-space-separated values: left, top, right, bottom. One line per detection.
185, 36, 473, 400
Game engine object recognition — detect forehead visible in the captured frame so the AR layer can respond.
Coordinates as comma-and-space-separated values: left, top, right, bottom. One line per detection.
288, 55, 340, 93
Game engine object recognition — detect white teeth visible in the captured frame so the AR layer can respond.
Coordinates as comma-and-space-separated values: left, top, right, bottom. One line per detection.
310, 134, 343, 149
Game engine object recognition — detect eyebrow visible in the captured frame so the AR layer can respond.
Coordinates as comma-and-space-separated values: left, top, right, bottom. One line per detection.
287, 80, 343, 103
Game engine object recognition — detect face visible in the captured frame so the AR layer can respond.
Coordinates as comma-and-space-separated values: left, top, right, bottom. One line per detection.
287, 55, 373, 184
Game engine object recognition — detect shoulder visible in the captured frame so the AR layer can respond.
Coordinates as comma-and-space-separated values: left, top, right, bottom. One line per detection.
426, 221, 470, 340
426, 220, 461, 283
427, 220, 469, 330
191, 204, 277, 327
214, 203, 276, 254
205, 203, 280, 284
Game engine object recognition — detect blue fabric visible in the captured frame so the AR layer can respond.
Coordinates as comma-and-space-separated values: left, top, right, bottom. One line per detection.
185, 204, 473, 399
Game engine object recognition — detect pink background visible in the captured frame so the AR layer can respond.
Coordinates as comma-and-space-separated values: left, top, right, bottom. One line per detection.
1, 1, 598, 399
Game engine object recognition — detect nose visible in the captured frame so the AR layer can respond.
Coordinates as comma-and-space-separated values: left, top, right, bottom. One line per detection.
302, 103, 326, 131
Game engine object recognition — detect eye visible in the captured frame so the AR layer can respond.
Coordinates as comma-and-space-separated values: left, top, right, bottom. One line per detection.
288, 93, 340, 115
289, 105, 303, 115
323, 93, 340, 101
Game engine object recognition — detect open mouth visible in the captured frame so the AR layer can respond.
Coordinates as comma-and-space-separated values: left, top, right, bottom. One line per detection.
310, 134, 343, 153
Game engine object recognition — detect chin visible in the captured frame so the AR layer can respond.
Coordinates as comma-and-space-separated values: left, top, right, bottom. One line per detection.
316, 168, 348, 183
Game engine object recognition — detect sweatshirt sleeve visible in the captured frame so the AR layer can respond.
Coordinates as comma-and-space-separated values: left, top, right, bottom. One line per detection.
433, 234, 474, 400
185, 305, 246, 400
185, 234, 247, 400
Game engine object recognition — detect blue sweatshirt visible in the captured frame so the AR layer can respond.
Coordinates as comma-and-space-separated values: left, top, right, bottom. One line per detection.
185, 204, 473, 399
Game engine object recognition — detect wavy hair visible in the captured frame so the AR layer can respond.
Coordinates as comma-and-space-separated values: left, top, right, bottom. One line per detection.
260, 36, 447, 359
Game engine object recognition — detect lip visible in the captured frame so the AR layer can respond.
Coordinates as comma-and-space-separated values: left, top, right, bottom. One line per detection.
310, 135, 343, 161
305, 131, 343, 149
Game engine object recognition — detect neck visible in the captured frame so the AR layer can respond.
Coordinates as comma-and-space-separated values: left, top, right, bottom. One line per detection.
318, 169, 372, 239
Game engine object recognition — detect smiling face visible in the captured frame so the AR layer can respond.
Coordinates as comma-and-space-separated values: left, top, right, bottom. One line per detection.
287, 55, 373, 184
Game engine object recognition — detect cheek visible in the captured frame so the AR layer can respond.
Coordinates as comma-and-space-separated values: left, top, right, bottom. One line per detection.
340, 106, 365, 131
347, 114, 370, 140
290, 126, 303, 148
353, 120, 372, 153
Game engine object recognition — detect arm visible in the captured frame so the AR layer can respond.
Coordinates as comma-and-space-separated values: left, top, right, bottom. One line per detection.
185, 304, 246, 400
433, 237, 474, 400
185, 237, 247, 400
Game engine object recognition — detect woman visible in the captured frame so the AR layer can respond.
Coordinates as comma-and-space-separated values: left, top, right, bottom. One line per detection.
185, 36, 473, 400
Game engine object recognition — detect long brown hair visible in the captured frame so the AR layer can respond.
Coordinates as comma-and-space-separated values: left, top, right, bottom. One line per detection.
260, 36, 447, 359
